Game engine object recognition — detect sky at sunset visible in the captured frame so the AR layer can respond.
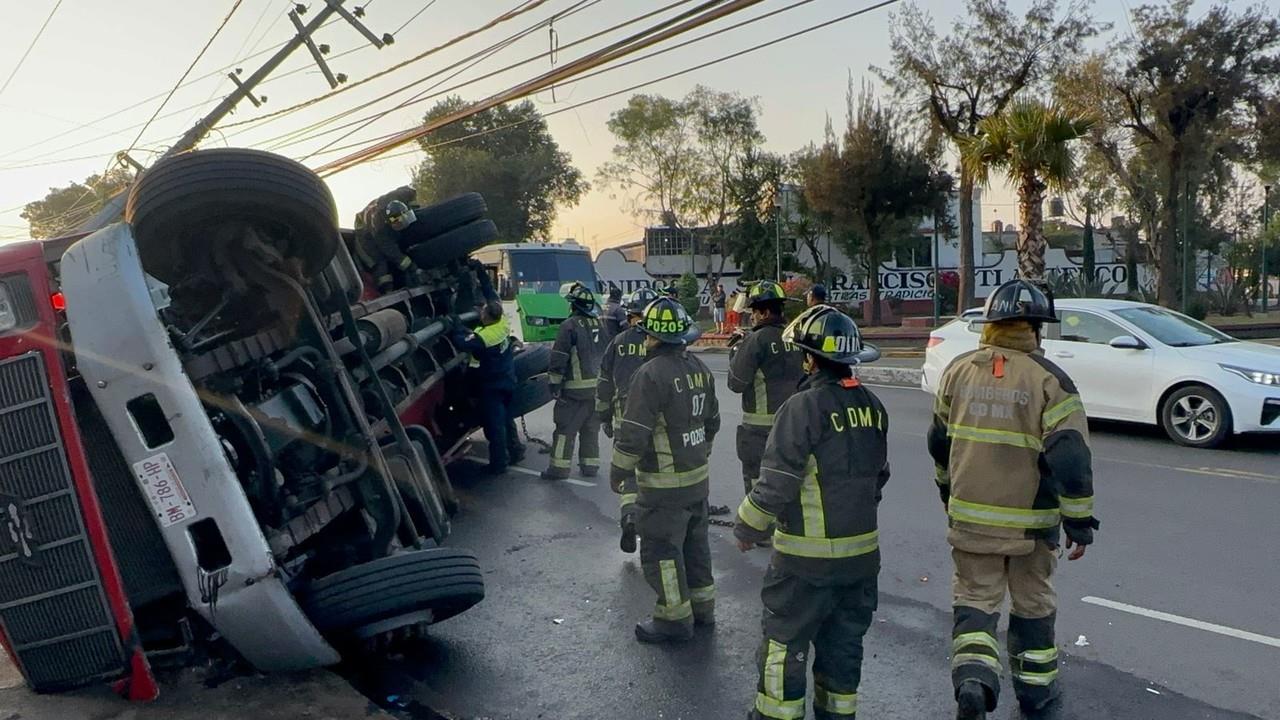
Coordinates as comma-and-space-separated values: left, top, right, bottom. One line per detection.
0, 0, 1202, 252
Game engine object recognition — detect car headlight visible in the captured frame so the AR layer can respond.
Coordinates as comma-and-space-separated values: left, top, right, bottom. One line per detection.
1220, 364, 1280, 386
526, 316, 549, 326
0, 283, 15, 333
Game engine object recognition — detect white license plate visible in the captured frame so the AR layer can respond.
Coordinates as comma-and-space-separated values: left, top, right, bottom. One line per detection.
132, 452, 197, 527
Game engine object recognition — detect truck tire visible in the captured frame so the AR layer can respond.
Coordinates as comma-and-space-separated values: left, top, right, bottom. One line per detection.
302, 548, 484, 633
413, 193, 488, 237
125, 148, 339, 284
513, 343, 550, 383
406, 219, 498, 269
510, 344, 552, 418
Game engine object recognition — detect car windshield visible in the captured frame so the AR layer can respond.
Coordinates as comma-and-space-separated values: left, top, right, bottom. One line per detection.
510, 251, 596, 294
1112, 306, 1235, 347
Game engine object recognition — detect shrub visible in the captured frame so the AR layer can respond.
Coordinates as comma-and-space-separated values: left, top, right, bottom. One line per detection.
677, 273, 701, 317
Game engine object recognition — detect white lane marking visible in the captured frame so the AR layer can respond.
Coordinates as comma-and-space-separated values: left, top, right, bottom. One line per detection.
1082, 596, 1280, 649
1091, 456, 1280, 485
467, 456, 597, 486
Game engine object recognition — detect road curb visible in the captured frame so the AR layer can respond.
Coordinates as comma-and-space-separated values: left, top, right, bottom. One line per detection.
856, 366, 924, 388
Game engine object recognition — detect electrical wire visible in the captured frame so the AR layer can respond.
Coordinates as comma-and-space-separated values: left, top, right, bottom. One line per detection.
245, 0, 698, 155
218, 0, 552, 132
0, 0, 65, 100
350, 0, 904, 172
392, 0, 439, 37
123, 0, 247, 157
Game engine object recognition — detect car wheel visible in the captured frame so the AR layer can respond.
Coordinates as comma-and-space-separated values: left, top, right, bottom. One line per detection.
301, 548, 484, 634
125, 148, 339, 283
412, 192, 488, 237
406, 219, 499, 268
1161, 385, 1232, 448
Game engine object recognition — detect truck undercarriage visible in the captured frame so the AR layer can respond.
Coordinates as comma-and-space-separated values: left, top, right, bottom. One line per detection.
0, 148, 549, 697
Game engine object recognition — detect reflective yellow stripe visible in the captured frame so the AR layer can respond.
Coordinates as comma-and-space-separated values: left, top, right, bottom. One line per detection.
655, 559, 690, 620
953, 632, 1000, 655
690, 585, 715, 603
1013, 669, 1059, 686
570, 346, 582, 381
595, 397, 611, 412
935, 396, 952, 417
736, 496, 775, 531
1043, 395, 1084, 431
948, 424, 1043, 450
619, 493, 637, 509
754, 693, 805, 720
772, 529, 879, 559
564, 378, 598, 390
1018, 648, 1059, 664
612, 447, 639, 471
580, 457, 599, 468
742, 411, 774, 426
799, 456, 825, 537
653, 413, 675, 473
763, 640, 788, 705
813, 686, 858, 716
952, 653, 1003, 671
935, 464, 950, 485
1058, 495, 1094, 519
948, 498, 1059, 530
637, 465, 708, 489
753, 369, 768, 416
398, 255, 414, 270
548, 373, 564, 385
551, 435, 571, 468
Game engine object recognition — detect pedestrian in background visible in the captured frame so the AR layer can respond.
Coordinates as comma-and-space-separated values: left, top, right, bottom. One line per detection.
712, 283, 728, 333
610, 297, 719, 644
929, 279, 1098, 720
807, 283, 829, 308
736, 304, 887, 720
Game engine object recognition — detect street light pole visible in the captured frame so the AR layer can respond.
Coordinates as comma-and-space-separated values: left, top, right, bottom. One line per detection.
774, 186, 784, 282
1264, 185, 1272, 313
932, 214, 941, 326
1181, 177, 1190, 313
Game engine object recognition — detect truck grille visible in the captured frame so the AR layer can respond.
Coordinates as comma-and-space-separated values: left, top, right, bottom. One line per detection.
0, 352, 124, 692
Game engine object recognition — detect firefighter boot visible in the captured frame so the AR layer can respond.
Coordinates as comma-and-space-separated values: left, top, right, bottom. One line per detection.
634, 620, 694, 644
620, 514, 638, 554
956, 680, 989, 720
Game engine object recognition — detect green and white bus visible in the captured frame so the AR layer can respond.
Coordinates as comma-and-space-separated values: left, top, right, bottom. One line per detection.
473, 240, 599, 343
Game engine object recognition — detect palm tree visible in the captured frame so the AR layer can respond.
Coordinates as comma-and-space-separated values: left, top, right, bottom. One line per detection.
960, 100, 1094, 280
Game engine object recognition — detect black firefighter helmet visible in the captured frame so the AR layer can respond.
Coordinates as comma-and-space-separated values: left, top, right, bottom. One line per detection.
624, 287, 660, 316
560, 281, 599, 317
973, 278, 1060, 324
784, 305, 881, 365
638, 297, 702, 345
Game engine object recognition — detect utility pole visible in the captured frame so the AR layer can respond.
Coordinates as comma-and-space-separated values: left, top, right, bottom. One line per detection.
1180, 177, 1190, 314
1264, 185, 1272, 313
932, 214, 941, 326
78, 0, 389, 233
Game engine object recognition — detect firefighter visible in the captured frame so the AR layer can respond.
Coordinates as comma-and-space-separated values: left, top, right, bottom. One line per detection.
735, 305, 887, 720
602, 286, 627, 338
727, 280, 805, 500
596, 288, 660, 553
354, 200, 425, 292
453, 302, 523, 474
928, 279, 1098, 720
610, 296, 719, 644
543, 282, 609, 480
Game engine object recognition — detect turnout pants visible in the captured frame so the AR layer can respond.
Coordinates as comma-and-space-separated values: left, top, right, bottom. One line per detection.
546, 395, 600, 478
951, 542, 1059, 711
736, 424, 770, 495
478, 388, 521, 470
612, 419, 638, 528
637, 499, 714, 630
751, 568, 877, 720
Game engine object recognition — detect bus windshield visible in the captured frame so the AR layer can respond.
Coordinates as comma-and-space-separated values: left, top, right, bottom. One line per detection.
509, 251, 595, 294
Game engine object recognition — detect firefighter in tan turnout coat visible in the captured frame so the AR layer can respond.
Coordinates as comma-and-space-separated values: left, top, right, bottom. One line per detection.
928, 279, 1099, 720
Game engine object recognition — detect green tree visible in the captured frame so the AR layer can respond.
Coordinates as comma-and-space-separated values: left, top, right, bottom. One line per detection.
1056, 3, 1280, 307
725, 149, 791, 281
878, 0, 1105, 310
960, 100, 1092, 280
21, 168, 134, 239
413, 97, 586, 242
804, 82, 944, 325
677, 272, 701, 316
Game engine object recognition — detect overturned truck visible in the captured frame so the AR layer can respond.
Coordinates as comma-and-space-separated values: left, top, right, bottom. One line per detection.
0, 149, 548, 698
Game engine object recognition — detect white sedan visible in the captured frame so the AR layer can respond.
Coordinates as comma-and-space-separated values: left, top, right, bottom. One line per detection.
922, 298, 1280, 448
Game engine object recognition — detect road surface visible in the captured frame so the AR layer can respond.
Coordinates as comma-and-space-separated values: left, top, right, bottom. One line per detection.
360, 353, 1279, 720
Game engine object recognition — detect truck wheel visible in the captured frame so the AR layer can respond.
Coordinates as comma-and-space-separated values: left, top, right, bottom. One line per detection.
513, 343, 550, 383
125, 148, 340, 283
413, 193, 487, 236
301, 548, 484, 634
406, 219, 498, 268
510, 344, 552, 418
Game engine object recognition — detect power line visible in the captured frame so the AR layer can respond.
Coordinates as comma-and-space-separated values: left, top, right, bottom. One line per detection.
362, 0, 904, 171
0, 0, 66, 99
392, 0, 440, 36
250, 0, 697, 155
123, 0, 247, 157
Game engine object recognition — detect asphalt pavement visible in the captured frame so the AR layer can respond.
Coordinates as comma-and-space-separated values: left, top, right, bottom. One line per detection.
367, 353, 1279, 720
